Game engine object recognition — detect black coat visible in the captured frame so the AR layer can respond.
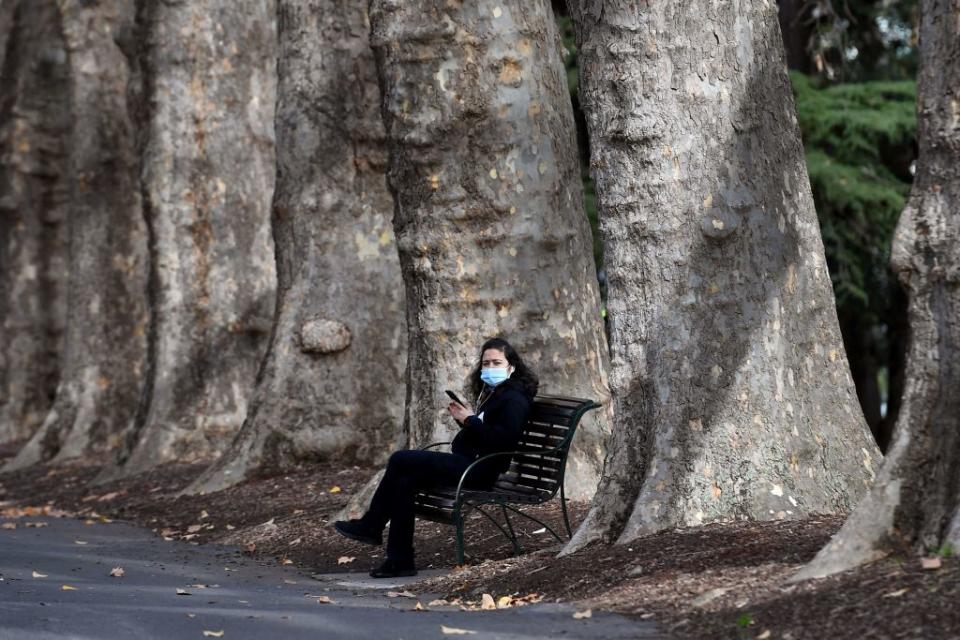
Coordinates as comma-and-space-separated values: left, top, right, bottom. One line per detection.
451, 377, 534, 481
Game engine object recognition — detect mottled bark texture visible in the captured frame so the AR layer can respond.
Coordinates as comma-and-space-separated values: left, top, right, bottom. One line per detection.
795, 0, 960, 580
0, 0, 69, 444
369, 0, 612, 500
563, 0, 880, 551
186, 0, 406, 495
5, 0, 149, 470
106, 0, 277, 478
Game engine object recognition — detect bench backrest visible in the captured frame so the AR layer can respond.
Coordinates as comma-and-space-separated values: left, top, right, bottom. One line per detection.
493, 395, 601, 499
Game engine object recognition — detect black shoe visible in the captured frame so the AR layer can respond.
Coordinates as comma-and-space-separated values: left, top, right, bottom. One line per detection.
333, 519, 382, 546
369, 558, 417, 579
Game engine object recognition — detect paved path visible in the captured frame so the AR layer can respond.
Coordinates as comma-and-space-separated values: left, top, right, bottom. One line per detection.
0, 516, 663, 639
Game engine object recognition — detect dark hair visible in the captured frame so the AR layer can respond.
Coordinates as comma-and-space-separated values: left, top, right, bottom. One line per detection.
468, 337, 539, 399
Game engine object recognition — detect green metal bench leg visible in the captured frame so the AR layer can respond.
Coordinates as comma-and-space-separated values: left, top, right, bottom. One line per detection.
454, 503, 466, 566
500, 505, 523, 556
560, 482, 573, 538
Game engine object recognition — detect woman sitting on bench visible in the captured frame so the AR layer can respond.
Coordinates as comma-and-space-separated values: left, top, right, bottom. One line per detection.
333, 337, 539, 578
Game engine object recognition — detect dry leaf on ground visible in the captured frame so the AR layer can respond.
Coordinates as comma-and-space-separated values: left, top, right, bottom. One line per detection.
883, 588, 909, 598
414, 602, 426, 611
921, 557, 942, 570
109, 567, 124, 578
0, 523, 15, 530
440, 626, 476, 636
32, 571, 47, 578
176, 588, 191, 596
480, 593, 496, 610
329, 486, 342, 494
497, 595, 513, 608
187, 524, 203, 533
386, 590, 416, 599
202, 631, 224, 638
573, 609, 592, 619
307, 595, 334, 604
337, 556, 355, 565
61, 585, 78, 591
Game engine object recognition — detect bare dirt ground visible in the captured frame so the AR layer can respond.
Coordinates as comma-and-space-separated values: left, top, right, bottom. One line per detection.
1, 441, 956, 639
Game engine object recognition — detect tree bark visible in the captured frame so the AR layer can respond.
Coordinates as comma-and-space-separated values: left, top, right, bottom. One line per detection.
795, 0, 960, 580
186, 0, 406, 495
564, 0, 880, 551
0, 0, 69, 445
4, 0, 150, 470
368, 0, 611, 499
104, 0, 277, 478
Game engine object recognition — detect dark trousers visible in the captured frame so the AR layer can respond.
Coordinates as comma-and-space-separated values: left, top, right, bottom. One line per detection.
360, 450, 493, 563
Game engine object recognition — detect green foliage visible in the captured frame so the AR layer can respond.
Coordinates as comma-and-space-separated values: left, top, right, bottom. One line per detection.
937, 543, 955, 559
737, 613, 755, 628
791, 72, 915, 332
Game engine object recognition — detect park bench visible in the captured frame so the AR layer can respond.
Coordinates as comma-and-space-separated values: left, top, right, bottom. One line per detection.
415, 395, 601, 565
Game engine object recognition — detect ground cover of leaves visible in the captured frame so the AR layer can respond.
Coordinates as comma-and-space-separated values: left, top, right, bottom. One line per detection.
1, 441, 956, 639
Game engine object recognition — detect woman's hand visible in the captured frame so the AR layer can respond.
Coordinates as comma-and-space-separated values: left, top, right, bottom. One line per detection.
448, 402, 473, 424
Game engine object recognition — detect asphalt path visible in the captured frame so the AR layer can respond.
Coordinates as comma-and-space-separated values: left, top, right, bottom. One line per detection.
0, 516, 662, 639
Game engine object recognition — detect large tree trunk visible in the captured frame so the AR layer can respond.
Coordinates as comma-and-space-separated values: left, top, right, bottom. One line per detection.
4, 0, 149, 470
0, 0, 69, 445
795, 0, 960, 580
185, 0, 406, 495
103, 0, 277, 479
563, 0, 880, 551
367, 0, 612, 501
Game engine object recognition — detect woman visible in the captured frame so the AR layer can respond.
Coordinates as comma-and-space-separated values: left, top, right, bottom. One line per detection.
333, 337, 539, 578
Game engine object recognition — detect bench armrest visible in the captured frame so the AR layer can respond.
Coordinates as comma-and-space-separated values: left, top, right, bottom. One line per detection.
419, 441, 451, 451
454, 446, 565, 499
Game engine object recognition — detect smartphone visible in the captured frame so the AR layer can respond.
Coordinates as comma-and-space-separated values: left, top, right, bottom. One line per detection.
445, 389, 466, 407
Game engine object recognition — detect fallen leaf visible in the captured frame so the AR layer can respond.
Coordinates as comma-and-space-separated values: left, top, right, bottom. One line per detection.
497, 595, 513, 609
883, 588, 909, 598
480, 593, 496, 610
440, 626, 476, 636
283, 579, 298, 585
921, 557, 942, 570
97, 492, 121, 502
1, 523, 16, 530
202, 631, 224, 638
281, 558, 293, 566
288, 537, 301, 546
32, 571, 47, 578
531, 527, 547, 534
428, 599, 450, 607
337, 556, 355, 565
74, 540, 88, 546
757, 631, 772, 640
200, 510, 209, 519
414, 601, 425, 611
181, 534, 198, 541
329, 486, 342, 494
307, 595, 333, 604
189, 584, 209, 589
386, 590, 416, 599
61, 585, 78, 591
573, 609, 592, 619
25, 522, 48, 528
187, 614, 196, 618
109, 567, 124, 578
176, 588, 191, 596
187, 524, 203, 533
225, 524, 235, 530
